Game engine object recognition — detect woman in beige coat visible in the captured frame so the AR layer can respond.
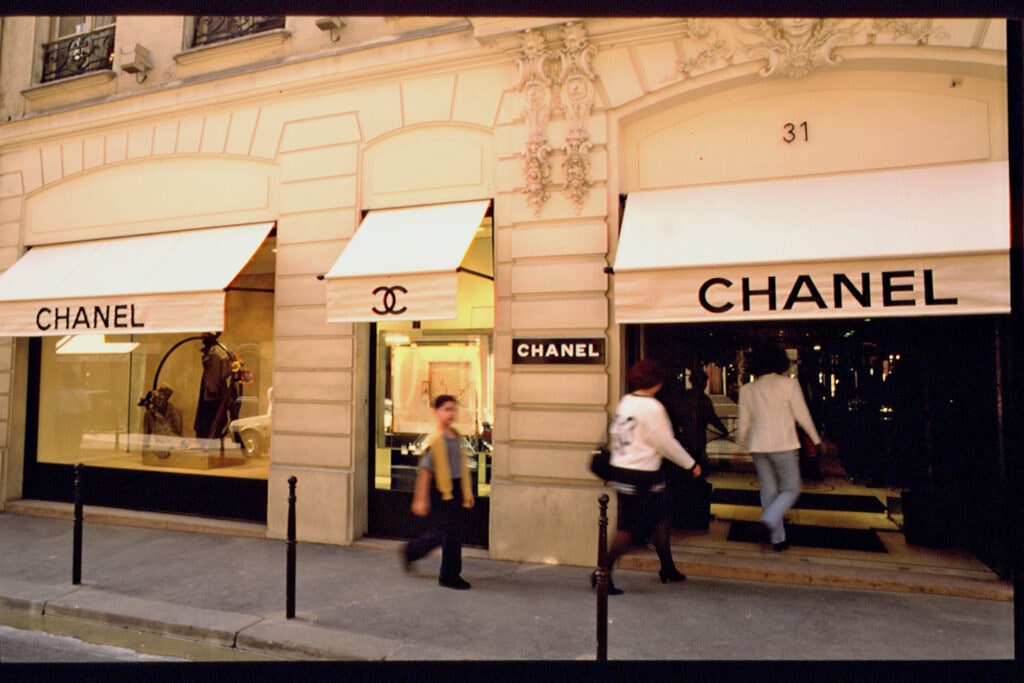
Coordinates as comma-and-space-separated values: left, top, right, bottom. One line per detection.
737, 344, 822, 552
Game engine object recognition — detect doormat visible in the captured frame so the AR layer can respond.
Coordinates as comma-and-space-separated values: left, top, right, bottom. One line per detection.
727, 520, 888, 553
712, 487, 886, 514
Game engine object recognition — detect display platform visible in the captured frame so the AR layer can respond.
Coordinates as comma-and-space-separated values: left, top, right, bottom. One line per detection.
142, 449, 247, 469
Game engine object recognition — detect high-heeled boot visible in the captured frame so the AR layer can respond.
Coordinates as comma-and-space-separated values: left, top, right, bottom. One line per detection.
658, 567, 687, 583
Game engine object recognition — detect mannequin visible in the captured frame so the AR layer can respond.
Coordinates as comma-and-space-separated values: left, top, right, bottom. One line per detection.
194, 333, 233, 439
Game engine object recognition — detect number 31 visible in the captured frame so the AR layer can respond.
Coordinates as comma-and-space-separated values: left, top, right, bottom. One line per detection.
783, 121, 809, 143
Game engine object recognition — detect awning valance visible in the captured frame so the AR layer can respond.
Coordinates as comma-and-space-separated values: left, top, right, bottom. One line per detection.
612, 161, 1010, 323
324, 200, 491, 322
0, 223, 274, 336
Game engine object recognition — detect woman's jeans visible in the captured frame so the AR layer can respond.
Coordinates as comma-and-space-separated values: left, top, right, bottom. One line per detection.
751, 450, 800, 544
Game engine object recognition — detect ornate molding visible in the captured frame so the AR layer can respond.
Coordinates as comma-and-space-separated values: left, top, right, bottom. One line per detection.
557, 22, 596, 215
868, 19, 947, 46
737, 18, 860, 78
673, 19, 734, 81
515, 29, 557, 215
515, 22, 598, 216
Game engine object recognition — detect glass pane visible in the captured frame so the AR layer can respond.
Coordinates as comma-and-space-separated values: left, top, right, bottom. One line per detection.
36, 237, 275, 481
374, 328, 493, 498
92, 16, 116, 28
56, 17, 86, 37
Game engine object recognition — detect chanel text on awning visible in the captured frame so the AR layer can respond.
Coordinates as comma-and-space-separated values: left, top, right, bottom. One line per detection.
698, 269, 958, 314
36, 304, 145, 332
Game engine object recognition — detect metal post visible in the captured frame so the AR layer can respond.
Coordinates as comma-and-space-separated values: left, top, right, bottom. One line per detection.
286, 476, 297, 619
72, 463, 83, 585
596, 493, 609, 661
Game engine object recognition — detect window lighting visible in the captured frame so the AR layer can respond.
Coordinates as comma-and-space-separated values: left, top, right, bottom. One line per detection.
56, 334, 140, 355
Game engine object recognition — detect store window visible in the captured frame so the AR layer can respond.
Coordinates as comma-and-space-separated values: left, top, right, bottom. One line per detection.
34, 236, 276, 481
369, 218, 494, 499
374, 329, 494, 497
42, 16, 116, 83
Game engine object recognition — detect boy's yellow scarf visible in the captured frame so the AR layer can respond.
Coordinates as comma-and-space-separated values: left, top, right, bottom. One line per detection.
421, 427, 473, 505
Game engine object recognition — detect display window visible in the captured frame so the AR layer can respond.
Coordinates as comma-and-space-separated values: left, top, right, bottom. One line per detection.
33, 237, 276, 481
374, 328, 494, 498
367, 213, 495, 501
321, 199, 494, 542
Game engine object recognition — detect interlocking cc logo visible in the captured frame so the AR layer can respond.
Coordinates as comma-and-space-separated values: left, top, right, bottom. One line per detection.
371, 286, 408, 315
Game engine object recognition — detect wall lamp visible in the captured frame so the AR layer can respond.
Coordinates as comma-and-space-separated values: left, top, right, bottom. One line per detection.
315, 16, 346, 42
120, 43, 152, 83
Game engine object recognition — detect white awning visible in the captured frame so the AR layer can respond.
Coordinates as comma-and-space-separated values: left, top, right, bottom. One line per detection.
613, 161, 1010, 323
0, 223, 274, 336
324, 200, 491, 322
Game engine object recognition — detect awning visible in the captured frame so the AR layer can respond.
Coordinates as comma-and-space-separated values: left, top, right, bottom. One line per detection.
324, 200, 491, 322
612, 161, 1010, 323
0, 223, 274, 336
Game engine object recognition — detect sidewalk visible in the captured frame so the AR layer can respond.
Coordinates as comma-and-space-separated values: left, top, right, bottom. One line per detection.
0, 508, 1015, 665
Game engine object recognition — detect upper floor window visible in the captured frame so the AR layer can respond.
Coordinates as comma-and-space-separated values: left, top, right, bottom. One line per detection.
192, 16, 286, 47
42, 16, 117, 83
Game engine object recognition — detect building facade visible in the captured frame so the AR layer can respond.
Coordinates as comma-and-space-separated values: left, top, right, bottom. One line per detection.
0, 15, 1015, 575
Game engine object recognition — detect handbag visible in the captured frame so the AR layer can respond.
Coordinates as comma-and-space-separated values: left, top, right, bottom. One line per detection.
590, 445, 614, 481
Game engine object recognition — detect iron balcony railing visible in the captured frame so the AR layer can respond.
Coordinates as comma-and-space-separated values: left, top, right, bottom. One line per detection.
41, 25, 116, 83
192, 16, 286, 47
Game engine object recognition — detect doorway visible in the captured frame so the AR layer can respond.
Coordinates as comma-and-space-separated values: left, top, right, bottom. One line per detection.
366, 326, 492, 547
629, 315, 1010, 573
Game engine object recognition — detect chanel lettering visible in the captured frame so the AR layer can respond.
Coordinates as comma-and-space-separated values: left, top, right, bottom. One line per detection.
511, 337, 606, 365
516, 342, 601, 359
36, 304, 145, 332
698, 269, 958, 314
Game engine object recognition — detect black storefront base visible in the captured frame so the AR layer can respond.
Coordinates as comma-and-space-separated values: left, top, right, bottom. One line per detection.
901, 486, 960, 550
25, 462, 268, 523
369, 489, 490, 548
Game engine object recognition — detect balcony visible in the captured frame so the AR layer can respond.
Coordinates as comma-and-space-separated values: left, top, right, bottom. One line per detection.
41, 25, 116, 83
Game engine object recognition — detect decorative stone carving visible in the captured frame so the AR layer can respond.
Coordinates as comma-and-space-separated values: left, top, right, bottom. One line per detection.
673, 19, 734, 81
869, 19, 947, 46
515, 29, 558, 216
557, 22, 596, 215
737, 18, 860, 78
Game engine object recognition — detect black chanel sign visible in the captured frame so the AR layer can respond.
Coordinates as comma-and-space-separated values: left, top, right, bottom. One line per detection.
512, 338, 606, 365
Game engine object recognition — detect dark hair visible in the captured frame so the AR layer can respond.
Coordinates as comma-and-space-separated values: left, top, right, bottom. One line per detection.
627, 359, 664, 391
747, 344, 790, 377
433, 394, 457, 409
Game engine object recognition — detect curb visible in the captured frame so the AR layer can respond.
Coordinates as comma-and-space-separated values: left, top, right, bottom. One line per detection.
44, 588, 263, 649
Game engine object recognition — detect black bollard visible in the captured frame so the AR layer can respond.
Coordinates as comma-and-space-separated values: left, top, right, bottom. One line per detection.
286, 476, 297, 619
596, 493, 610, 661
72, 463, 83, 585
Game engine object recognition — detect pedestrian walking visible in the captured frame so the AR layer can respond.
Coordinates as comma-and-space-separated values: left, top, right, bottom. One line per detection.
403, 394, 475, 589
737, 344, 822, 552
595, 359, 701, 595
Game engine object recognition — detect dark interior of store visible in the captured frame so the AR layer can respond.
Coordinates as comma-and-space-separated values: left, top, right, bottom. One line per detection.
628, 315, 1013, 577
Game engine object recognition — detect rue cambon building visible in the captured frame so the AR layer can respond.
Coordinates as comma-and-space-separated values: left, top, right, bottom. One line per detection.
0, 15, 1016, 576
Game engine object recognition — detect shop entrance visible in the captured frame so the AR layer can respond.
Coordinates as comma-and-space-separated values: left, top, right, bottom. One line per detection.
366, 327, 492, 547
629, 315, 1010, 575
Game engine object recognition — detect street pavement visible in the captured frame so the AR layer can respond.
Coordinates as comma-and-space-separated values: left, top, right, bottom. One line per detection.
0, 623, 186, 663
0, 512, 1016, 678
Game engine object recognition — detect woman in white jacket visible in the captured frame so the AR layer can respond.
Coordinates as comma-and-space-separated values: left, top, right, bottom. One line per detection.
737, 344, 822, 552
596, 359, 701, 595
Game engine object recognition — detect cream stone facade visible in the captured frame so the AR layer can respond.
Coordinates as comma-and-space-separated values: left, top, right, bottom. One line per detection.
0, 16, 1012, 568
